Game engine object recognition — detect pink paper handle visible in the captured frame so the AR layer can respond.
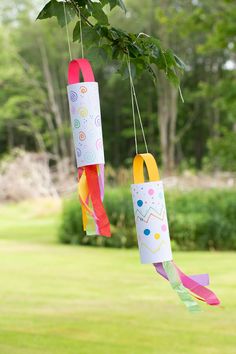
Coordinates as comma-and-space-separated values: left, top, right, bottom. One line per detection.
68, 58, 95, 84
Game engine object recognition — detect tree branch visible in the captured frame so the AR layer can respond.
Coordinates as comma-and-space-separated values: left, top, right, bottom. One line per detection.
68, 0, 94, 28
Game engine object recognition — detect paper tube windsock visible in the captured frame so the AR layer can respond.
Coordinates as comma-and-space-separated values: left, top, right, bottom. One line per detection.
67, 59, 110, 237
131, 153, 220, 311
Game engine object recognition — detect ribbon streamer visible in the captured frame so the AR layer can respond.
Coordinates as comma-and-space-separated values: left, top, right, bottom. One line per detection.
154, 262, 220, 306
174, 263, 220, 306
154, 262, 209, 286
163, 261, 201, 312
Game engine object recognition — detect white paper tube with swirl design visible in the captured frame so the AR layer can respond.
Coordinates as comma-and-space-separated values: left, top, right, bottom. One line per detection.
131, 181, 173, 264
67, 82, 105, 167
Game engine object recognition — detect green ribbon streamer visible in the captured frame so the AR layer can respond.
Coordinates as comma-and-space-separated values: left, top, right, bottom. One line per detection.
86, 213, 97, 236
163, 261, 201, 313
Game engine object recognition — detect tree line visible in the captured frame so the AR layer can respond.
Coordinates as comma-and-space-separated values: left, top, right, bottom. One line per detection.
0, 0, 235, 172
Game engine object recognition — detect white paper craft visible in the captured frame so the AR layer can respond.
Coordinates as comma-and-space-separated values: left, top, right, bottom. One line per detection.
67, 82, 105, 168
131, 181, 173, 264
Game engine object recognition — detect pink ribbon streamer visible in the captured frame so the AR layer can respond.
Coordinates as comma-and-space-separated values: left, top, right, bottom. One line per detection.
174, 263, 220, 306
98, 164, 105, 200
154, 262, 209, 286
96, 164, 105, 234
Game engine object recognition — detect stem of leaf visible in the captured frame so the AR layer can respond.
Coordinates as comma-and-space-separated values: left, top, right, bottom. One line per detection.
68, 0, 94, 28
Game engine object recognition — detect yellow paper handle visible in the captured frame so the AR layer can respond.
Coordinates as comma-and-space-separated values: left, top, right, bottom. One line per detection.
133, 153, 160, 184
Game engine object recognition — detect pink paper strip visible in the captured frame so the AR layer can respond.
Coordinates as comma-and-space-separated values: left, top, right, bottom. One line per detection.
154, 262, 209, 286
174, 263, 220, 306
98, 164, 105, 200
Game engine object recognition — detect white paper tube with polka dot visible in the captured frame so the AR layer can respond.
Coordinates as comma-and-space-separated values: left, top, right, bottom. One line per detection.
131, 181, 173, 264
67, 82, 105, 168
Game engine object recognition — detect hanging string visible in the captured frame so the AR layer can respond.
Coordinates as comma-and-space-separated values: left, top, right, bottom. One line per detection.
63, 1, 72, 61
127, 55, 149, 153
127, 56, 138, 154
78, 7, 84, 58
131, 77, 149, 153
178, 85, 184, 103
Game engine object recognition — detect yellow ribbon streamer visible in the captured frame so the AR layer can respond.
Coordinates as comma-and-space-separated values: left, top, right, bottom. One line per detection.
77, 165, 102, 232
78, 169, 92, 231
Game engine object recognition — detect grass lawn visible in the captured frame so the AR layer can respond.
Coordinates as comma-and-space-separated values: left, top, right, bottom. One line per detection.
0, 200, 235, 354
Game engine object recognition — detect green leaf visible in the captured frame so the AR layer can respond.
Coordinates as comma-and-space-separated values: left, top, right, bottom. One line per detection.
96, 25, 109, 38
118, 60, 136, 80
98, 47, 109, 62
174, 54, 186, 70
73, 0, 88, 5
99, 0, 126, 12
166, 68, 179, 86
128, 42, 143, 57
73, 22, 100, 44
80, 7, 91, 20
109, 0, 127, 12
36, 0, 75, 27
88, 2, 109, 25
112, 46, 121, 59
164, 49, 177, 67
36, 0, 53, 20
137, 36, 161, 60
109, 28, 120, 40
100, 0, 110, 6
73, 20, 82, 42
100, 43, 112, 59
153, 49, 167, 71
86, 46, 104, 65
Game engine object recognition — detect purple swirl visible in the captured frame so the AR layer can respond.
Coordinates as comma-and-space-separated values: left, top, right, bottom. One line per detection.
70, 90, 78, 102
95, 115, 101, 127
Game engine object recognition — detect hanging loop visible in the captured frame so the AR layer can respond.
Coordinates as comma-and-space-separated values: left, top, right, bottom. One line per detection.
133, 153, 160, 184
68, 58, 95, 84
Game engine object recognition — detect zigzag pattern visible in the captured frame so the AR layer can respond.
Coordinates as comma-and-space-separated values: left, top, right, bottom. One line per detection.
135, 206, 165, 223
138, 239, 166, 254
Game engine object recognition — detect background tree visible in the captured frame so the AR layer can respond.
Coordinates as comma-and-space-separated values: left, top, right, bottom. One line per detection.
0, 0, 235, 173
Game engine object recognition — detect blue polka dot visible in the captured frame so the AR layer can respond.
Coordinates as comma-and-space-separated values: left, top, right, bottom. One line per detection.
144, 229, 150, 236
137, 200, 143, 207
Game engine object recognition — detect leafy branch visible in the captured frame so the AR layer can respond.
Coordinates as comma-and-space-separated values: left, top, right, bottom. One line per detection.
37, 0, 185, 84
